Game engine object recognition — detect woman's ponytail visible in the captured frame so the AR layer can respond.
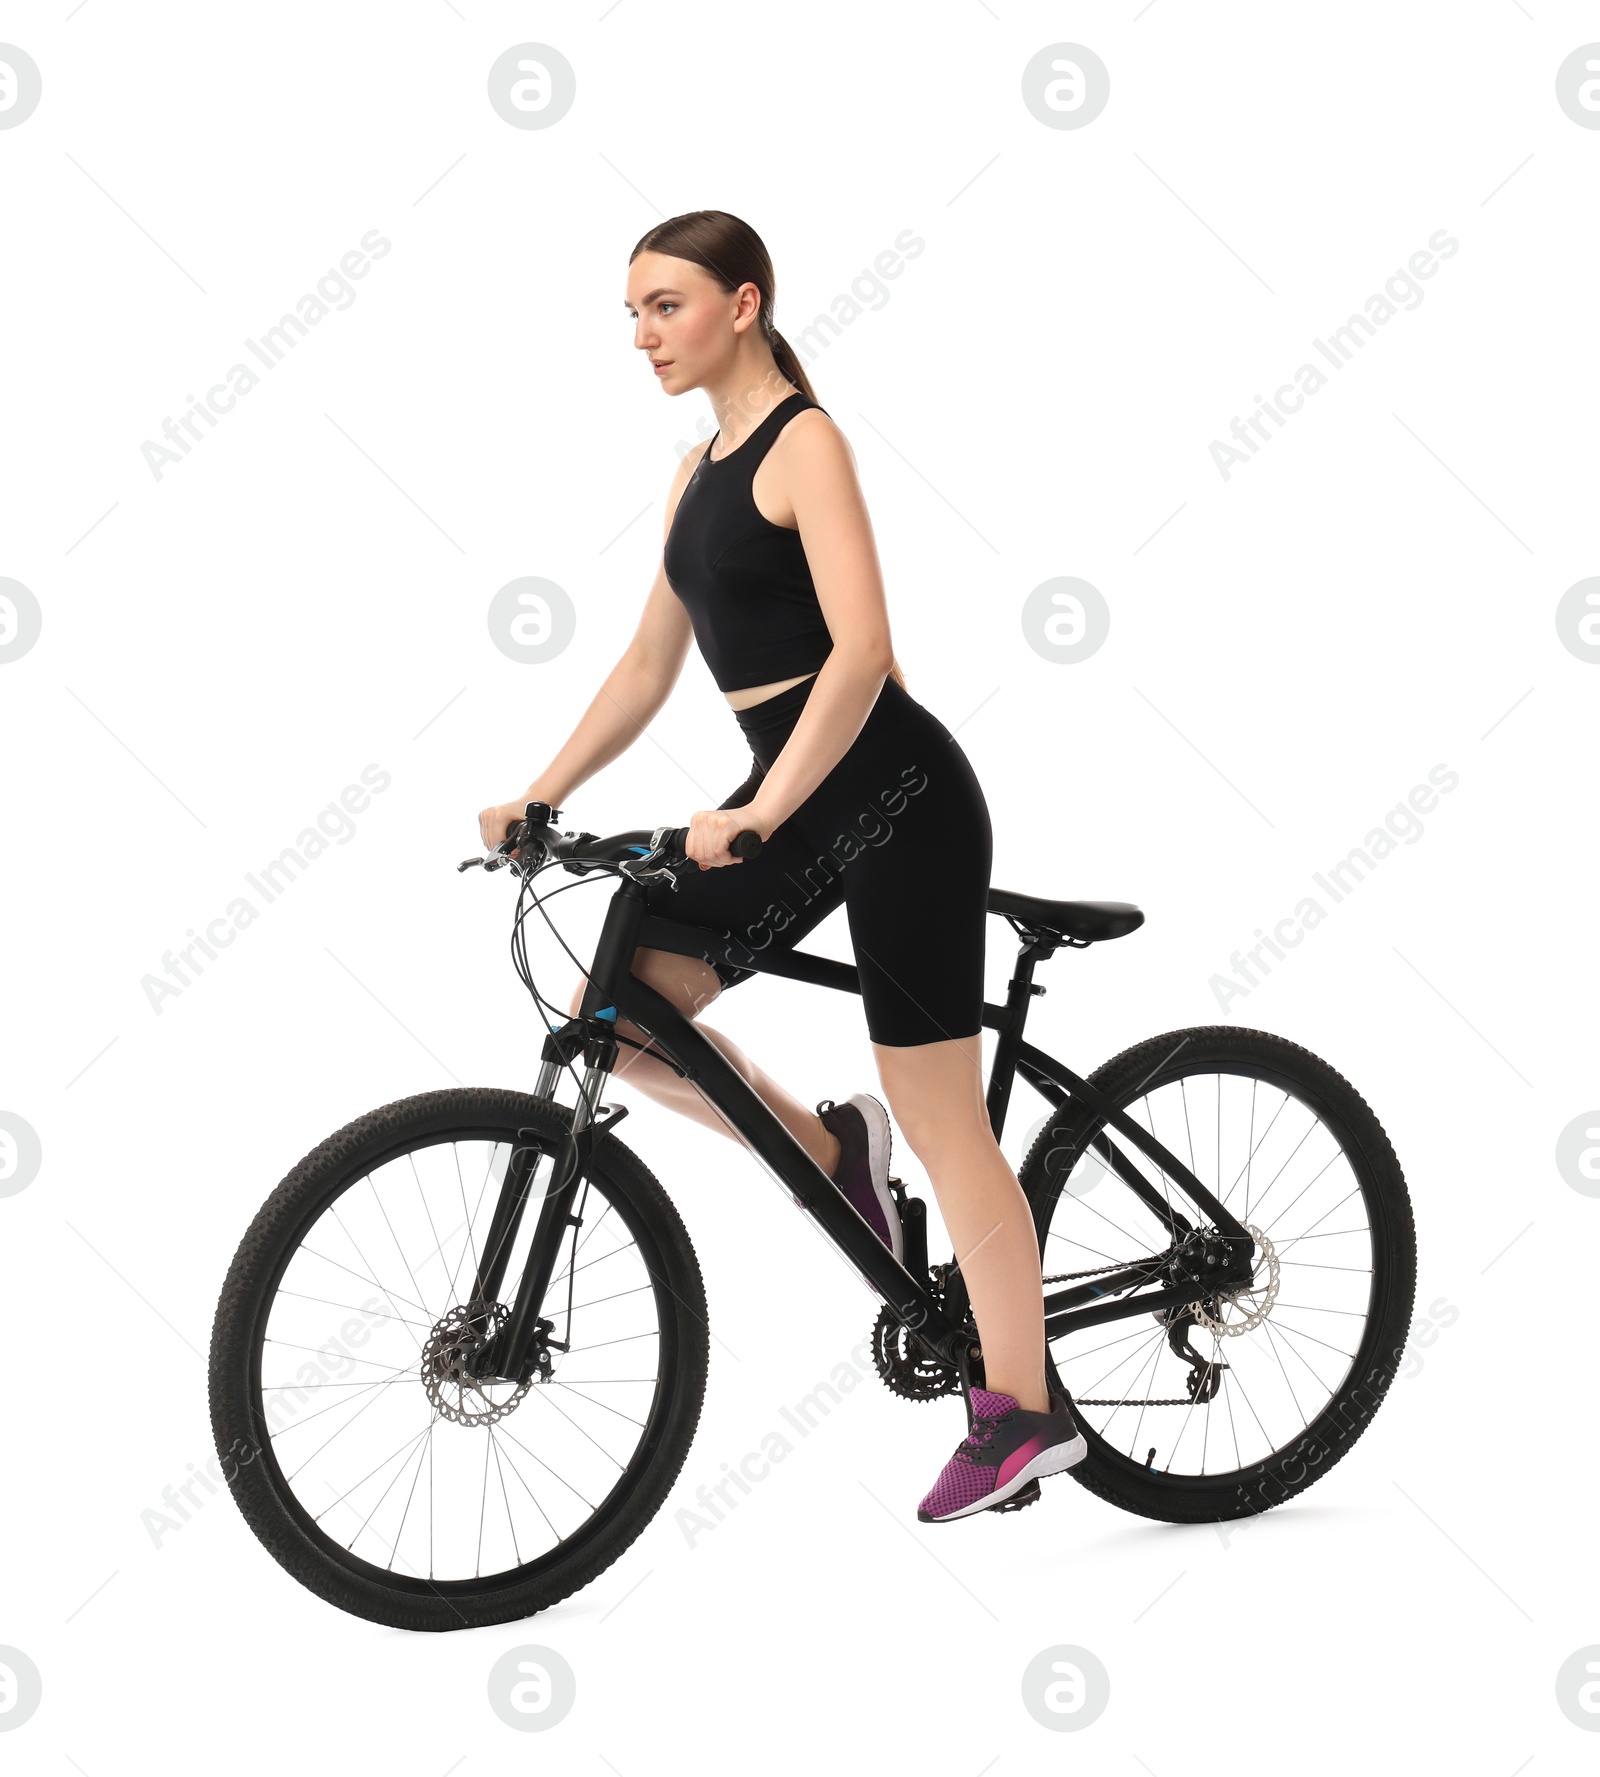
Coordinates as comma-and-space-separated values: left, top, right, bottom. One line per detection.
632, 211, 910, 693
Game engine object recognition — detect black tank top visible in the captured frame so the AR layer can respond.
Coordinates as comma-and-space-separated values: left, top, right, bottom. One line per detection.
663, 391, 836, 694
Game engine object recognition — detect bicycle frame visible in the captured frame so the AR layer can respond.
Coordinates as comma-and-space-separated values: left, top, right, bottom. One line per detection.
474, 872, 1257, 1390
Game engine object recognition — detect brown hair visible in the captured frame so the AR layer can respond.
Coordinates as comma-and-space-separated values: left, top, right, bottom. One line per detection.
630, 209, 907, 693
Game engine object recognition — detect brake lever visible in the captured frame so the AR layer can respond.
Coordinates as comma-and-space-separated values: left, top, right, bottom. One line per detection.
460, 802, 563, 874
459, 832, 528, 874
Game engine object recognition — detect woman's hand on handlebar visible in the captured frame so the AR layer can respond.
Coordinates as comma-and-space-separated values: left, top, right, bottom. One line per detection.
479, 798, 536, 855
685, 804, 772, 870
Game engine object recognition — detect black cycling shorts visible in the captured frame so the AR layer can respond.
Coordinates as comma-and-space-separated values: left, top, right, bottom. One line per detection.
641, 673, 992, 1047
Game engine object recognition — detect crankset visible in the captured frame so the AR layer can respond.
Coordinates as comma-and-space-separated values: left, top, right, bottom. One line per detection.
870, 1301, 961, 1401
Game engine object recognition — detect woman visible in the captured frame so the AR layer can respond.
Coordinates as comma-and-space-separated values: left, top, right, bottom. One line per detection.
479, 211, 1085, 1523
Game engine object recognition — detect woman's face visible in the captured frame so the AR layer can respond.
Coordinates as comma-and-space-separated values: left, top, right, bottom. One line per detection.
624, 251, 746, 393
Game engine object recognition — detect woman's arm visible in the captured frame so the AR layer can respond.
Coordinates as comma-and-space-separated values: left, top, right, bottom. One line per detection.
479, 460, 698, 847
519, 580, 690, 810
732, 415, 896, 837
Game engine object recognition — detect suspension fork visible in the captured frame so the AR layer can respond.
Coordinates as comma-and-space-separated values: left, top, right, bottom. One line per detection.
473, 880, 645, 1381
468, 1018, 581, 1310
466, 1014, 629, 1381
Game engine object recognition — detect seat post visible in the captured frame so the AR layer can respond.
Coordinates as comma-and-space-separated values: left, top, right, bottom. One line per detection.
984, 934, 1055, 1143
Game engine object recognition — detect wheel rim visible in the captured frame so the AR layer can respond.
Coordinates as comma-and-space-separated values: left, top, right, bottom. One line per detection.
1038, 1060, 1389, 1484
243, 1124, 675, 1593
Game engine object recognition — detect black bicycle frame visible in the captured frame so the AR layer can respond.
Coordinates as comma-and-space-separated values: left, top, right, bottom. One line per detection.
475, 873, 1256, 1388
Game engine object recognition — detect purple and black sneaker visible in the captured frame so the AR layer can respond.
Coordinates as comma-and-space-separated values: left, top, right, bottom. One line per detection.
916, 1387, 1088, 1523
816, 1093, 902, 1264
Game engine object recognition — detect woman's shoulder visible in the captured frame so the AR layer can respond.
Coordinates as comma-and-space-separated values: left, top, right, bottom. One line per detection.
772, 399, 852, 471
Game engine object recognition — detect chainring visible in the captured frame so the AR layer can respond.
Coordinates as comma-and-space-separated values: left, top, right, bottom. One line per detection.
870, 1303, 961, 1401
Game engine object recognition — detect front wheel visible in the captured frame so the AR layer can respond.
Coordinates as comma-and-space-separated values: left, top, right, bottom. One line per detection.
208, 1087, 709, 1630
1021, 1026, 1416, 1525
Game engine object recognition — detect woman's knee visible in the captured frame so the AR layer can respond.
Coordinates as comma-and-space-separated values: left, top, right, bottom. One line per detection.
567, 950, 721, 1034
631, 946, 723, 1021
874, 1037, 988, 1153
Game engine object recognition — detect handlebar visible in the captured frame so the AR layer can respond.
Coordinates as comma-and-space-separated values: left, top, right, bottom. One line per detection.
458, 800, 763, 882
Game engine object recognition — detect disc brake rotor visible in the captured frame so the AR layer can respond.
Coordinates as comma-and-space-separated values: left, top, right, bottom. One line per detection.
421, 1302, 532, 1426
1191, 1222, 1280, 1335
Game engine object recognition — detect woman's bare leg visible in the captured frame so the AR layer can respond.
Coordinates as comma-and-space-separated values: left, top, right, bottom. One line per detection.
872, 1032, 1049, 1414
566, 947, 842, 1175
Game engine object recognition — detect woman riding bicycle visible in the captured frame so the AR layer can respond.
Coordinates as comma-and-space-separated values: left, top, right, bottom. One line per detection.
478, 210, 1085, 1521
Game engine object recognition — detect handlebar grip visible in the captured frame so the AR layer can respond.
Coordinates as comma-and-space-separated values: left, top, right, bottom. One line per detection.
659, 825, 762, 863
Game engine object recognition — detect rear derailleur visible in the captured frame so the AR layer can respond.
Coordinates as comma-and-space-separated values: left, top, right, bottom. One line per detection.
1160, 1307, 1228, 1404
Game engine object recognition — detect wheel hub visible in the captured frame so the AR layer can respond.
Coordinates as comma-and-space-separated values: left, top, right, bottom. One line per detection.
421, 1302, 533, 1426
1191, 1222, 1280, 1335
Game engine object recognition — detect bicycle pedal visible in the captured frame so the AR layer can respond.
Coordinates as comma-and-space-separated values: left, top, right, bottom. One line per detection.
989, 1478, 1041, 1514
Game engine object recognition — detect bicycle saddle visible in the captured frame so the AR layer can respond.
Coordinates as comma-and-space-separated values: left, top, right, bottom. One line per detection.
987, 889, 1144, 945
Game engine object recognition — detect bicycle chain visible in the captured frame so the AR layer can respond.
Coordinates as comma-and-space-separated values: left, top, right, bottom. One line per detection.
875, 1238, 1272, 1411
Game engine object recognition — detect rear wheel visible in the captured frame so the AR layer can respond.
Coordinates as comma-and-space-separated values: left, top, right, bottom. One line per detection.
209, 1088, 708, 1630
1020, 1026, 1415, 1524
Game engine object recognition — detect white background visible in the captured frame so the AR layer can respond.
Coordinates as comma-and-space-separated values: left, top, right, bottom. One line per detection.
2, 3, 1595, 1770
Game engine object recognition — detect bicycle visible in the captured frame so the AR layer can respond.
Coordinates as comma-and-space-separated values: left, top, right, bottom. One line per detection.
208, 800, 1417, 1631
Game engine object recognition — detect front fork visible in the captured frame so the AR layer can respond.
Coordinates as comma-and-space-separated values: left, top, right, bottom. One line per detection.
468, 1012, 627, 1384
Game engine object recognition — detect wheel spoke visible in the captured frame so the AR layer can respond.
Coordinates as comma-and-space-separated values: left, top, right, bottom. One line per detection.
272, 1287, 433, 1331
295, 1247, 432, 1320
286, 1364, 414, 1482
490, 1431, 524, 1569
384, 1414, 436, 1566
369, 1171, 432, 1330
268, 1371, 418, 1434
407, 1149, 453, 1310
330, 1207, 425, 1356
490, 1424, 561, 1541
